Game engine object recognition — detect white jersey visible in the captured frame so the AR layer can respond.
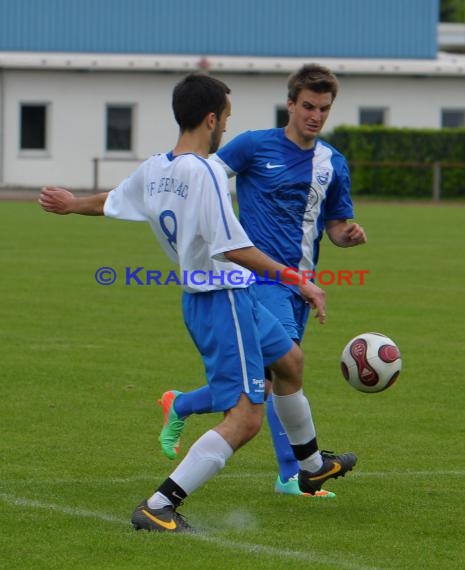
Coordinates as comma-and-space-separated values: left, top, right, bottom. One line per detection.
104, 151, 254, 293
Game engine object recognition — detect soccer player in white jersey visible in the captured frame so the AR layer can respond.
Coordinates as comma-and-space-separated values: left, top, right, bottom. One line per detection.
157, 64, 367, 497
39, 72, 357, 532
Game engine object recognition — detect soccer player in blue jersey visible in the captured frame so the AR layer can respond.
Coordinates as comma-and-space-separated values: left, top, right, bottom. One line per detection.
39, 72, 357, 532
157, 64, 367, 498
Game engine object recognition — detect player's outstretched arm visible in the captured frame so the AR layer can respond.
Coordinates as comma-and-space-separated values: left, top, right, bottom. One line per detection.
224, 246, 326, 324
39, 186, 109, 216
326, 220, 367, 247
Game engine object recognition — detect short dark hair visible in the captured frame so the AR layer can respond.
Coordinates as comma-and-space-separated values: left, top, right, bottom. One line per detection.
172, 73, 231, 131
287, 64, 339, 103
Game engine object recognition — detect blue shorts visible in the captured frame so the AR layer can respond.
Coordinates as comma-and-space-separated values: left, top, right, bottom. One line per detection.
252, 283, 310, 343
182, 287, 293, 412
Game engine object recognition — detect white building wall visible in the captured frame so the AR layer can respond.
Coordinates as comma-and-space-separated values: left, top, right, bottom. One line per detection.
1, 68, 465, 189
338, 75, 465, 129
3, 70, 179, 188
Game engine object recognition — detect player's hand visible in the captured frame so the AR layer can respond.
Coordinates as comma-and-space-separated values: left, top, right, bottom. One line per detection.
341, 223, 367, 246
298, 281, 326, 324
39, 186, 76, 214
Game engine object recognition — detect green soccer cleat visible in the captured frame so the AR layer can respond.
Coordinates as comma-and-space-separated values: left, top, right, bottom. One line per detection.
131, 500, 191, 533
275, 474, 336, 498
157, 390, 185, 460
298, 451, 357, 495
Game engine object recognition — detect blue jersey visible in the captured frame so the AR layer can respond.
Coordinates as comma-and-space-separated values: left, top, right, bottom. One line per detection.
213, 128, 353, 272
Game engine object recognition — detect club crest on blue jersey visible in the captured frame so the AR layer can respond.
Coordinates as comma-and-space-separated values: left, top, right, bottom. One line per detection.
316, 169, 330, 186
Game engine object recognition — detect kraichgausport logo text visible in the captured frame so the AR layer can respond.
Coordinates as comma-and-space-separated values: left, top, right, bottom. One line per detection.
94, 267, 369, 286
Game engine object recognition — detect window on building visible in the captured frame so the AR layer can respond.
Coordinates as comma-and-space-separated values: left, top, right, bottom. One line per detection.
106, 105, 133, 151
441, 109, 465, 128
359, 108, 387, 126
276, 107, 288, 128
20, 104, 47, 150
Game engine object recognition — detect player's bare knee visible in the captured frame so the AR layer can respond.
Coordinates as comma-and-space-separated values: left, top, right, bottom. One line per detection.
270, 343, 303, 385
289, 343, 304, 371
219, 396, 263, 448
229, 412, 262, 448
245, 412, 263, 438
234, 404, 263, 441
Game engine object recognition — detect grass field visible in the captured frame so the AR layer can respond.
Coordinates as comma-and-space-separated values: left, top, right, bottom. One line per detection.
1, 200, 464, 570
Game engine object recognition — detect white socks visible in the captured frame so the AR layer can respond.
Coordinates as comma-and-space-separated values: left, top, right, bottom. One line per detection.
148, 429, 233, 509
272, 389, 323, 473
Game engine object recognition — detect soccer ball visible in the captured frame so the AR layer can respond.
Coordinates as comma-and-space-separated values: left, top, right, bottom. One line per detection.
340, 332, 402, 393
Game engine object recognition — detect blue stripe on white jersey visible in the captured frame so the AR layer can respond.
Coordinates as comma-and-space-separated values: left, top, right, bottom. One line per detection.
192, 154, 232, 240
167, 151, 233, 241
214, 128, 353, 271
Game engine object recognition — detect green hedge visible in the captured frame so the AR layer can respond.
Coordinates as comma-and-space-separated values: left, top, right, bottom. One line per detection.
325, 126, 465, 199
